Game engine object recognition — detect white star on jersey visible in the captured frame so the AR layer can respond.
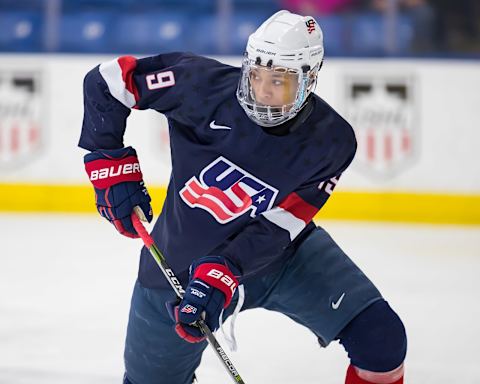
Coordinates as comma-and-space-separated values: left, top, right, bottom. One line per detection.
256, 195, 266, 204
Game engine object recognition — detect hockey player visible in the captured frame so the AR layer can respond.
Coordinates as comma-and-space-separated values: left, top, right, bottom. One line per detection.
80, 10, 407, 384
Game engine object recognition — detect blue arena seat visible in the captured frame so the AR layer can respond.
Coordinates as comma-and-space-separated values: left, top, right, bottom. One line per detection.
350, 13, 414, 56
58, 11, 114, 53
188, 15, 217, 54
192, 12, 268, 55
0, 0, 43, 11
61, 0, 135, 10
316, 15, 349, 56
132, 0, 212, 8
232, 0, 280, 18
0, 11, 43, 52
111, 11, 191, 54
232, 0, 278, 7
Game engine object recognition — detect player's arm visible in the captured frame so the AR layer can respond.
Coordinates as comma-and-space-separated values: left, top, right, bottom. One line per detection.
79, 52, 195, 151
79, 52, 194, 237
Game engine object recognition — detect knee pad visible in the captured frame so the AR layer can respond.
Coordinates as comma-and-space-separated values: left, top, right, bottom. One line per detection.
337, 299, 407, 372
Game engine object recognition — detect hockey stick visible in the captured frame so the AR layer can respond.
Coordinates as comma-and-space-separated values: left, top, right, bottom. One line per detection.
131, 209, 246, 384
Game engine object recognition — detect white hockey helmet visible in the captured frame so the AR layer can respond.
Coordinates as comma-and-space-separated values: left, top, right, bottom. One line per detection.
236, 10, 324, 127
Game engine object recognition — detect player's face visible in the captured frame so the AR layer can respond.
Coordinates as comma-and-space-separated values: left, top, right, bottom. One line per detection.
249, 66, 299, 107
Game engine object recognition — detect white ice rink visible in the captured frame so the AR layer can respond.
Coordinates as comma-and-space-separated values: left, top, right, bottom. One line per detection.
1, 214, 479, 384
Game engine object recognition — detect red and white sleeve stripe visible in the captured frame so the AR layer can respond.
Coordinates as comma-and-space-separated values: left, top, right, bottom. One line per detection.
99, 56, 139, 108
261, 192, 318, 241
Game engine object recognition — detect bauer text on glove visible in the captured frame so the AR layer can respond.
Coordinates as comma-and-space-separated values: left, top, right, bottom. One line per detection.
84, 146, 153, 238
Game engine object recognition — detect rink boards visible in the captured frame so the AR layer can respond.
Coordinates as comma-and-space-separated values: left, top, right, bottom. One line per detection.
0, 55, 479, 224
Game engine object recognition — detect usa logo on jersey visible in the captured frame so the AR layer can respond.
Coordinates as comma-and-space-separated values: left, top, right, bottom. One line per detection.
180, 156, 279, 224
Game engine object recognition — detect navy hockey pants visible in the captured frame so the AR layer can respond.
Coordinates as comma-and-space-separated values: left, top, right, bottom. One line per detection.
124, 226, 383, 384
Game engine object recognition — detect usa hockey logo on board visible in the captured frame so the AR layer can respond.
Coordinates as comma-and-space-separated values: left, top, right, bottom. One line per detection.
0, 70, 44, 169
180, 156, 279, 224
343, 75, 418, 178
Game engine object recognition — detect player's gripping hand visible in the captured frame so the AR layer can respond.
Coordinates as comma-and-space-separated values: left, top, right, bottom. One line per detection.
166, 256, 239, 343
84, 146, 153, 238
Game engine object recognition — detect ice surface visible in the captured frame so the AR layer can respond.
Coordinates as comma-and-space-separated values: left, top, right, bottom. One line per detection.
1, 214, 479, 384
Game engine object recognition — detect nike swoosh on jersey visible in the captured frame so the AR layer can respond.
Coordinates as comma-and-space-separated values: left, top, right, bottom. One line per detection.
331, 292, 346, 310
210, 121, 232, 130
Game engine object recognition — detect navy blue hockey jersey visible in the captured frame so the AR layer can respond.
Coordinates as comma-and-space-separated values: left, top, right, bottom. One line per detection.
79, 53, 357, 288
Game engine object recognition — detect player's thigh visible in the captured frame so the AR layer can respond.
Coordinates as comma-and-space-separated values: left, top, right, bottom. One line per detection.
124, 280, 207, 384
263, 226, 382, 347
